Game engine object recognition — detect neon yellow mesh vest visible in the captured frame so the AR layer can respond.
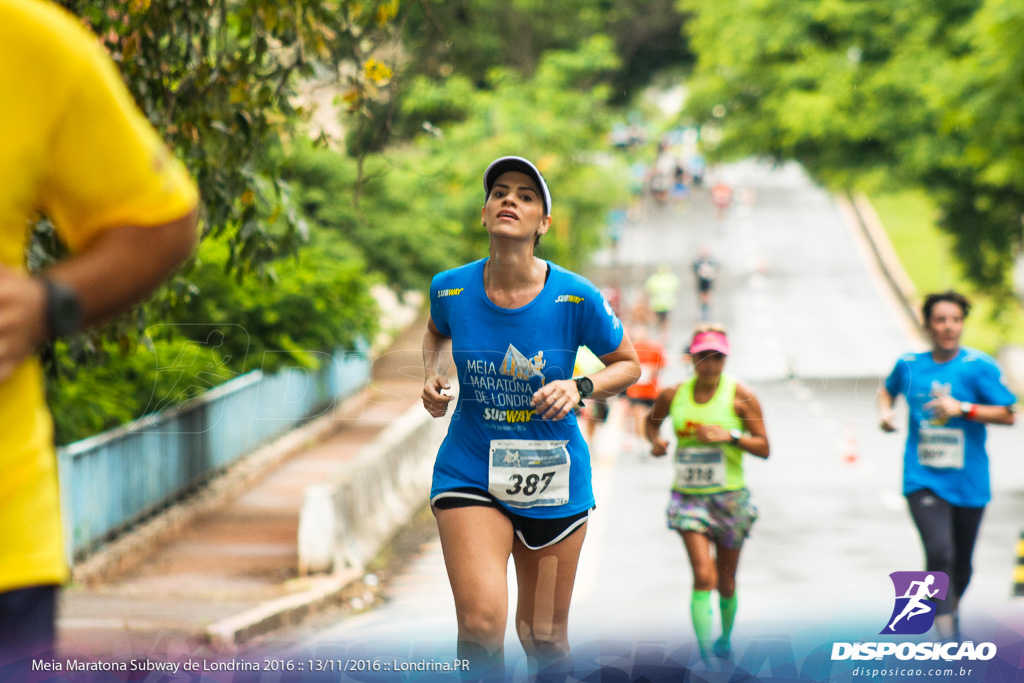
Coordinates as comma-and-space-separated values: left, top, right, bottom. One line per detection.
669, 374, 746, 493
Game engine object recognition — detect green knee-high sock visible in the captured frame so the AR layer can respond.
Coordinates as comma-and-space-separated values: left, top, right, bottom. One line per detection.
691, 590, 713, 656
719, 594, 738, 644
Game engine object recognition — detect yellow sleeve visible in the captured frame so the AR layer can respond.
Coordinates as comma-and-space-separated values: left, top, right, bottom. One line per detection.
39, 31, 198, 251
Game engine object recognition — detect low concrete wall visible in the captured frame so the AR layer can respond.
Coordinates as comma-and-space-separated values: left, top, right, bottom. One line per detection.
298, 404, 450, 575
843, 193, 924, 340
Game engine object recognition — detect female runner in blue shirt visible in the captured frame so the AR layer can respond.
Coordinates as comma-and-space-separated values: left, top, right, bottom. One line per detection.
878, 291, 1015, 639
422, 156, 640, 678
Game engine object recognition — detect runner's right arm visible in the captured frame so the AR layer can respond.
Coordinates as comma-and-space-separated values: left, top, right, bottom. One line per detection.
421, 316, 453, 418
877, 387, 898, 432
645, 385, 678, 456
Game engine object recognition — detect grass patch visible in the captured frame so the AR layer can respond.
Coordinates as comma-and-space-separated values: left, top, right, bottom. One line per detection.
869, 190, 1024, 355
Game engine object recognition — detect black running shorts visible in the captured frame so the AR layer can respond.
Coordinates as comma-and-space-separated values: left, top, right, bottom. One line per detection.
431, 488, 590, 550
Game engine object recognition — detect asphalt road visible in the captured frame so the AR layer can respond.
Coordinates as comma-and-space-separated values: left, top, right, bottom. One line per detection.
277, 161, 1024, 679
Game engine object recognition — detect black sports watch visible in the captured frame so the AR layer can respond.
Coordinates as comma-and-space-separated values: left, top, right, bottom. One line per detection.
729, 428, 743, 444
574, 376, 595, 407
41, 277, 83, 340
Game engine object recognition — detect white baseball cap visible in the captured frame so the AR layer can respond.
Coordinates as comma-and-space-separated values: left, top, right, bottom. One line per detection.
483, 156, 551, 217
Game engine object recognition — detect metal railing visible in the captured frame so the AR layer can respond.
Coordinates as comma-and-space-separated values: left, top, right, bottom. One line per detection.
57, 349, 371, 563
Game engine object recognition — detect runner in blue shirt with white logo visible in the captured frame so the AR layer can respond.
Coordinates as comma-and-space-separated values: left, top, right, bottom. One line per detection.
878, 291, 1015, 639
422, 156, 641, 679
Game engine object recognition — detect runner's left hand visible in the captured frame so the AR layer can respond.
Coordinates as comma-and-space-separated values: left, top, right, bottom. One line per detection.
925, 394, 962, 421
532, 379, 580, 421
695, 424, 729, 444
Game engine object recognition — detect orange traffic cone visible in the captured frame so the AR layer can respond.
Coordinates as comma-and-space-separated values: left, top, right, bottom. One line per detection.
841, 423, 859, 465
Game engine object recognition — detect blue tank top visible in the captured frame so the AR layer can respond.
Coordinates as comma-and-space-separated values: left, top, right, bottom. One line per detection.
429, 258, 624, 518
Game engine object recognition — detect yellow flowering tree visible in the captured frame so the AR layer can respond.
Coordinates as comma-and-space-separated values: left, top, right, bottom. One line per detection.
51, 0, 402, 277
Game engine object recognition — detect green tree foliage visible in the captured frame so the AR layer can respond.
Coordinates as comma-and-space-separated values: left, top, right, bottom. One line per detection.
402, 0, 692, 103
681, 0, 1024, 295
41, 1, 399, 443
46, 230, 379, 444
602, 0, 694, 103
279, 37, 630, 285
54, 0, 402, 274
43, 3, 634, 445
46, 336, 229, 445
279, 140, 455, 292
402, 0, 606, 80
176, 235, 379, 375
395, 36, 630, 271
927, 0, 1024, 293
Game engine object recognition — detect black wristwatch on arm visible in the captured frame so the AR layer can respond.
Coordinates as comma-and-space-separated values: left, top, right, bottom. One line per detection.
574, 376, 594, 407
40, 276, 83, 341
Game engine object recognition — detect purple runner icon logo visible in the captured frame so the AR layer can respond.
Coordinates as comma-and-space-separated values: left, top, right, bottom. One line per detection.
881, 571, 949, 635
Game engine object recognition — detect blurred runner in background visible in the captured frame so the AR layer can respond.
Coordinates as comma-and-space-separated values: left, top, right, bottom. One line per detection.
877, 290, 1015, 639
711, 180, 733, 228
625, 325, 666, 455
646, 325, 770, 660
601, 283, 622, 321
692, 246, 719, 322
645, 264, 680, 341
629, 289, 654, 328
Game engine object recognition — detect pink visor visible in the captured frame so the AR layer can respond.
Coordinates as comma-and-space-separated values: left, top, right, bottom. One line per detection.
689, 330, 730, 355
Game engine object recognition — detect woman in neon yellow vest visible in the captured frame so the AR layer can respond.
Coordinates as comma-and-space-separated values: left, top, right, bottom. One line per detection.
645, 324, 770, 660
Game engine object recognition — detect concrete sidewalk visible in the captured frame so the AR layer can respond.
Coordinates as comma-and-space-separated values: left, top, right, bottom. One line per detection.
57, 314, 434, 660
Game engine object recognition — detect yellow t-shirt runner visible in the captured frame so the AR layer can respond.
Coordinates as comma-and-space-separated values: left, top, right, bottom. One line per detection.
0, 0, 198, 594
645, 268, 680, 314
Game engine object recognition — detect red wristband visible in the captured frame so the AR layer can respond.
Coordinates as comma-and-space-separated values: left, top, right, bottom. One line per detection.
966, 404, 979, 420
